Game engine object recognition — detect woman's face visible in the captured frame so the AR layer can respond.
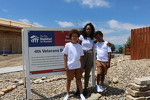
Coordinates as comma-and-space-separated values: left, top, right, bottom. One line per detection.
86, 25, 92, 37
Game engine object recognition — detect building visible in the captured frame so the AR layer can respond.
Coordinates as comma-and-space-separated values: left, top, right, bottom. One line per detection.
0, 18, 37, 54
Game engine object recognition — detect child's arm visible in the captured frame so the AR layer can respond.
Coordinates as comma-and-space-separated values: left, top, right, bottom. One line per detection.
80, 56, 84, 73
64, 54, 69, 71
107, 52, 111, 68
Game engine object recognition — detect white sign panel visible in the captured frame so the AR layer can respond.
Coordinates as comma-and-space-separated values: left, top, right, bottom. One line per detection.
23, 27, 83, 99
29, 46, 64, 74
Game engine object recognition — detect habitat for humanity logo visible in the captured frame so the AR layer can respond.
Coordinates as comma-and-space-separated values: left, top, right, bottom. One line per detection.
40, 35, 53, 43
30, 35, 53, 43
30, 35, 39, 43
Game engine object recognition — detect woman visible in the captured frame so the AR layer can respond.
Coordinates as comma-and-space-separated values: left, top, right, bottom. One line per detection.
75, 23, 96, 96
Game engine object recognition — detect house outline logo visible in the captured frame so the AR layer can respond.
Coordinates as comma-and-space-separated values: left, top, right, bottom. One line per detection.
30, 35, 39, 43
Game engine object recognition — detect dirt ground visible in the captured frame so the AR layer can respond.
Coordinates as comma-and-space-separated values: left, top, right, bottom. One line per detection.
0, 54, 23, 68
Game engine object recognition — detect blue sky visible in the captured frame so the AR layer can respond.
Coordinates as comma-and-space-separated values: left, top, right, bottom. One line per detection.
1, 0, 150, 46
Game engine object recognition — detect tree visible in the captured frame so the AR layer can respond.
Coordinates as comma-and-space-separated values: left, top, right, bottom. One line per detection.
118, 46, 123, 53
124, 36, 131, 46
111, 43, 115, 52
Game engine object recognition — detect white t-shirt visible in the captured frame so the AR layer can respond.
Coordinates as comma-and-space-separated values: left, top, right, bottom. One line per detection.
79, 35, 95, 50
94, 41, 112, 62
62, 42, 84, 70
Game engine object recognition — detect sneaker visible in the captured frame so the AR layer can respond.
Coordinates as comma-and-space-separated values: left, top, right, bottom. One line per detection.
80, 94, 86, 100
63, 94, 69, 100
97, 85, 104, 92
97, 85, 100, 92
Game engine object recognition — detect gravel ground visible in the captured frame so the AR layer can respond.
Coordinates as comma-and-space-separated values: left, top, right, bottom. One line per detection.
0, 54, 150, 100
0, 54, 22, 68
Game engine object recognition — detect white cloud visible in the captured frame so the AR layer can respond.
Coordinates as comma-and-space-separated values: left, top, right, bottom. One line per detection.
133, 6, 140, 10
19, 19, 30, 24
64, 0, 110, 8
104, 34, 130, 45
99, 28, 115, 34
107, 19, 147, 31
33, 22, 44, 27
55, 21, 74, 27
81, 0, 110, 8
2, 9, 8, 12
64, 0, 74, 2
99, 19, 148, 45
19, 19, 43, 27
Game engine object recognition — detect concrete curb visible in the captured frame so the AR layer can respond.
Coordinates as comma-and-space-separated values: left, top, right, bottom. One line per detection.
0, 66, 23, 74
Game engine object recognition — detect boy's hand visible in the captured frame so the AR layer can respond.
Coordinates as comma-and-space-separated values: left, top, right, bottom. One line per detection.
65, 66, 69, 71
81, 68, 84, 74
107, 63, 110, 68
107, 41, 111, 47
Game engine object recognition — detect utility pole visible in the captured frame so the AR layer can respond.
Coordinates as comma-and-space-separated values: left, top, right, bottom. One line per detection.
76, 19, 82, 28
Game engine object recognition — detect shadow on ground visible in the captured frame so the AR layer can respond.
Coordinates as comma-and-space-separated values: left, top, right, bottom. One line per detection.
31, 84, 125, 100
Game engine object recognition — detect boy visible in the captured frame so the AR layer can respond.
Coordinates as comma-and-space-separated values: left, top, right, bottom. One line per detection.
62, 29, 86, 100
94, 31, 111, 92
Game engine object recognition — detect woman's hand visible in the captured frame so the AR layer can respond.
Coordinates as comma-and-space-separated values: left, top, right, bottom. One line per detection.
81, 68, 84, 74
94, 40, 98, 43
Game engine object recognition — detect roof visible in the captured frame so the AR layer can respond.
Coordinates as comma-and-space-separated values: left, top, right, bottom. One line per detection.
0, 18, 37, 33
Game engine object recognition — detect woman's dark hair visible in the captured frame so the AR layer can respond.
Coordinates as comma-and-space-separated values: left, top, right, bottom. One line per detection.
82, 23, 95, 40
69, 29, 80, 38
94, 31, 103, 37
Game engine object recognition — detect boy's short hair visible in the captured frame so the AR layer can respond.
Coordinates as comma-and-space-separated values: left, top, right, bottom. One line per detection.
69, 29, 80, 38
94, 31, 103, 37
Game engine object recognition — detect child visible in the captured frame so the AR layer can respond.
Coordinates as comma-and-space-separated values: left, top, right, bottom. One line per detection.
94, 31, 112, 92
62, 29, 86, 100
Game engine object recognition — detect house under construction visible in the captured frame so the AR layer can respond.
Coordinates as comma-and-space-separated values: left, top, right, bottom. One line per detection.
0, 18, 36, 54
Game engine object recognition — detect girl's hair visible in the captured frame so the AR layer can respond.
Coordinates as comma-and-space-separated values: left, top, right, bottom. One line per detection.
69, 29, 80, 38
94, 31, 103, 37
82, 23, 95, 40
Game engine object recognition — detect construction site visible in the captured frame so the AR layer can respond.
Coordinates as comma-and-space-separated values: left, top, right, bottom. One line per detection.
0, 18, 36, 54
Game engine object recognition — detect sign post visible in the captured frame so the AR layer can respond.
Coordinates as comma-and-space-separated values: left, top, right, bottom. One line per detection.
91, 48, 96, 86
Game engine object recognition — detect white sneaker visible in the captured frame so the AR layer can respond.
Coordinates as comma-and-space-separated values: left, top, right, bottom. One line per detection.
80, 94, 86, 100
63, 94, 69, 100
97, 85, 104, 92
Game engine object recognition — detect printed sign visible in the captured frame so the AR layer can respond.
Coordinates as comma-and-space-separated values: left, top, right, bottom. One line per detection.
23, 28, 82, 75
23, 27, 83, 99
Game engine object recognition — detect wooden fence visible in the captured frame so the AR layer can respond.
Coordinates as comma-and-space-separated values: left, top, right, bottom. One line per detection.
124, 45, 131, 55
131, 27, 150, 60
